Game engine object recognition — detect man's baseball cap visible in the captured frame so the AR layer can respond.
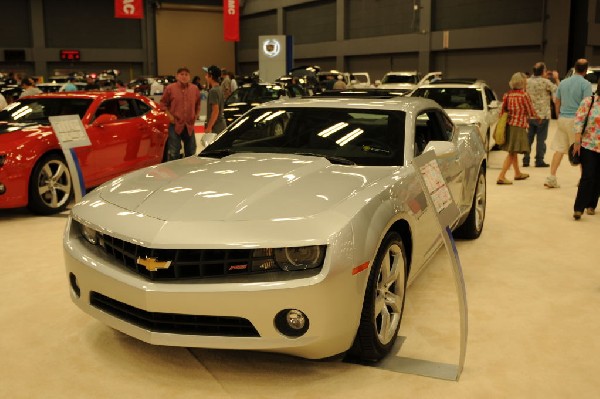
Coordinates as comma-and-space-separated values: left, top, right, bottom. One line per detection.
203, 65, 221, 79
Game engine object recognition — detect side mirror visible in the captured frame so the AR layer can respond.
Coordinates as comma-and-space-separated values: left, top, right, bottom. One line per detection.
93, 113, 117, 126
424, 141, 457, 157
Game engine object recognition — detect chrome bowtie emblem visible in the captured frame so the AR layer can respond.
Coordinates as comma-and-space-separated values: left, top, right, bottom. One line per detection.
136, 256, 172, 272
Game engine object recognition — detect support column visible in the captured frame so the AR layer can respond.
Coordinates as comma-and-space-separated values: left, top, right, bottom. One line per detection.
336, 0, 345, 71
30, 0, 47, 77
418, 0, 432, 74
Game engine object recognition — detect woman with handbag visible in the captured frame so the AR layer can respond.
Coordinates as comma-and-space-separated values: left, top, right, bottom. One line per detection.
571, 88, 600, 220
497, 72, 540, 184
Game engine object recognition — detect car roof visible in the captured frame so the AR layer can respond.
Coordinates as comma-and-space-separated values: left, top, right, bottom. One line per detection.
254, 96, 441, 113
418, 79, 489, 89
19, 91, 146, 100
384, 71, 419, 75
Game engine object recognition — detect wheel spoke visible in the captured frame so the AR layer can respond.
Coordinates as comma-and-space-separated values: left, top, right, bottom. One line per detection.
384, 291, 402, 313
42, 164, 53, 179
380, 252, 391, 283
49, 189, 59, 207
53, 183, 70, 194
378, 306, 391, 340
38, 185, 50, 195
374, 294, 385, 317
54, 163, 68, 180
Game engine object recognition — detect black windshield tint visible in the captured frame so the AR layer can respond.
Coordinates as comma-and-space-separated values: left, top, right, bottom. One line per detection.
382, 75, 418, 84
0, 98, 92, 123
204, 107, 406, 166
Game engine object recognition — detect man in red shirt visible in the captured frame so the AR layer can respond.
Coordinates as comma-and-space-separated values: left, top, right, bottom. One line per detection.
160, 67, 201, 161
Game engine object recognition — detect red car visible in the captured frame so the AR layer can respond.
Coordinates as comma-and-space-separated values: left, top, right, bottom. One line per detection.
0, 91, 169, 214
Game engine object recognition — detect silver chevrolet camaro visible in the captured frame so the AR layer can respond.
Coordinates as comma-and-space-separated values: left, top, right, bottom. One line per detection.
64, 96, 486, 362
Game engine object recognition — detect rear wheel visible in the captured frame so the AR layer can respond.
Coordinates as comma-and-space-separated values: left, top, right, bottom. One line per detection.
454, 166, 486, 239
347, 231, 407, 362
28, 154, 72, 215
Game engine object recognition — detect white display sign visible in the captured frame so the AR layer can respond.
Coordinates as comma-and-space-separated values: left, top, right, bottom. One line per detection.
49, 115, 91, 149
258, 35, 292, 83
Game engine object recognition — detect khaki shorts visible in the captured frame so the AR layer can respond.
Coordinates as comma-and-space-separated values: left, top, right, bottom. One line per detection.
550, 117, 575, 154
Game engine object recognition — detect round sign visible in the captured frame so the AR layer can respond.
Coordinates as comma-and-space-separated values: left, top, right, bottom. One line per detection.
262, 39, 281, 58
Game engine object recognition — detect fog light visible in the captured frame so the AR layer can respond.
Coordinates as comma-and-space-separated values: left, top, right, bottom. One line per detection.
0, 183, 5, 195
274, 309, 309, 337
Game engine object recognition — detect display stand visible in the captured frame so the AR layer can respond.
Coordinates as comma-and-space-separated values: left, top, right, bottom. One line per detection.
49, 115, 91, 204
365, 150, 468, 381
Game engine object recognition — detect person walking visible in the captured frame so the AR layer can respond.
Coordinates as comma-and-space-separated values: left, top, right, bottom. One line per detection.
523, 62, 558, 167
160, 66, 201, 161
571, 88, 600, 219
221, 69, 232, 99
545, 59, 593, 188
203, 65, 227, 134
497, 72, 540, 185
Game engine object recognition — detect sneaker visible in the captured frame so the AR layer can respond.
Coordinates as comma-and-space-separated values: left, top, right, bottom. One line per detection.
544, 176, 560, 188
573, 211, 582, 220
586, 208, 596, 215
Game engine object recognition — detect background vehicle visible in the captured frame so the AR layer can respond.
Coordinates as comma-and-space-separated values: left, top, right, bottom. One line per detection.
377, 71, 442, 95
411, 78, 500, 151
64, 96, 486, 363
223, 82, 304, 125
0, 92, 169, 214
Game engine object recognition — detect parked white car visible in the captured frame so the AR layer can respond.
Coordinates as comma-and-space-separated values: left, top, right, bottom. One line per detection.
377, 71, 442, 95
411, 79, 500, 150
64, 96, 486, 362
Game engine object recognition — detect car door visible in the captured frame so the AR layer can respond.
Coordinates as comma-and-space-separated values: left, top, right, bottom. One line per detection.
81, 98, 145, 184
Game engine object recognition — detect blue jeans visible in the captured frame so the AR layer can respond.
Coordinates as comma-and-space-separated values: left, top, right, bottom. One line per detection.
167, 125, 196, 161
523, 119, 549, 165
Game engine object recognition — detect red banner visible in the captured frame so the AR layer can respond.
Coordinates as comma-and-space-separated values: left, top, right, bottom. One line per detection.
223, 0, 239, 42
115, 0, 144, 19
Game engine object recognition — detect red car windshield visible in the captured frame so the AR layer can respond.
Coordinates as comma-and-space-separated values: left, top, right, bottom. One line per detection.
0, 98, 92, 124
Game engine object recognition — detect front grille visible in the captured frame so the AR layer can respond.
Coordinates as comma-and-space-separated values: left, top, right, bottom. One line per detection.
98, 234, 275, 281
90, 292, 260, 337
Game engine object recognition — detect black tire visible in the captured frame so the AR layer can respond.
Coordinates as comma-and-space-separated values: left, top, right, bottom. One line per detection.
347, 231, 407, 362
454, 166, 486, 239
28, 154, 72, 215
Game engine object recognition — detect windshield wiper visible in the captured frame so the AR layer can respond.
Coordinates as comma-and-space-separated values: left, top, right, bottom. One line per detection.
199, 148, 238, 158
293, 152, 356, 165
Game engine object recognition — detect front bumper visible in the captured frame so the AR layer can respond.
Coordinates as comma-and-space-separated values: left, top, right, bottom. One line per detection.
64, 223, 367, 359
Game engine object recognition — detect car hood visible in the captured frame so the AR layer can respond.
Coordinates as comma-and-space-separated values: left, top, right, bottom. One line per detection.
98, 153, 392, 222
377, 83, 414, 92
0, 123, 54, 146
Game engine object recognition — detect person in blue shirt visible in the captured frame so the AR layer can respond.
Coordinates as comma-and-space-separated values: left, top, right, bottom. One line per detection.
545, 59, 593, 188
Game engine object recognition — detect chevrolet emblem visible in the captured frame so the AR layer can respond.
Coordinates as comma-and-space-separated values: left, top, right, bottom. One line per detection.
136, 256, 172, 272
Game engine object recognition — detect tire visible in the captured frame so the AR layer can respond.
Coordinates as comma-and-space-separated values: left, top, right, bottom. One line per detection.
454, 166, 486, 239
347, 231, 407, 362
28, 154, 72, 215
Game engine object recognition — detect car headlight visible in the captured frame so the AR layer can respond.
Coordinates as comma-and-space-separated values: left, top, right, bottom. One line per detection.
75, 220, 100, 245
274, 246, 326, 271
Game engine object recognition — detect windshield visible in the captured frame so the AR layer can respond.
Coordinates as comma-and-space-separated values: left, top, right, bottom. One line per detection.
0, 98, 92, 124
382, 74, 419, 84
203, 107, 406, 166
412, 87, 484, 110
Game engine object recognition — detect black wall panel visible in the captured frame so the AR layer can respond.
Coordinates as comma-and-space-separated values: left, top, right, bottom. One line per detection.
432, 0, 543, 30
346, 0, 417, 39
285, 1, 336, 44
43, 0, 141, 48
0, 0, 32, 47
239, 11, 278, 51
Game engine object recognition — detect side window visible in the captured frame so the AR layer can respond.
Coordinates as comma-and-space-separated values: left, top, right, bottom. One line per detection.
484, 87, 496, 105
117, 99, 136, 119
94, 99, 120, 121
134, 99, 151, 116
414, 110, 451, 156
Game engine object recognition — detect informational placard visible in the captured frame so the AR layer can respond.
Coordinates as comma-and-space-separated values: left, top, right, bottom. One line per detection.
49, 115, 91, 203
371, 150, 467, 381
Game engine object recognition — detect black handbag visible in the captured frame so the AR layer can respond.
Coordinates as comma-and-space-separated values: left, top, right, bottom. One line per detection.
569, 95, 595, 166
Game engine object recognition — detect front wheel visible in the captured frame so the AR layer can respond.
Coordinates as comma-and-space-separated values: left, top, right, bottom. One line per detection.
347, 232, 407, 362
454, 166, 486, 239
28, 154, 73, 215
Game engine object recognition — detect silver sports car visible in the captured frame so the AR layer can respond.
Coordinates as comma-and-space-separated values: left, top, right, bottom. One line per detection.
64, 96, 486, 362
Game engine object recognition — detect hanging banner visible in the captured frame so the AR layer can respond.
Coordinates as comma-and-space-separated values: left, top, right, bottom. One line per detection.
224, 0, 239, 42
115, 0, 144, 19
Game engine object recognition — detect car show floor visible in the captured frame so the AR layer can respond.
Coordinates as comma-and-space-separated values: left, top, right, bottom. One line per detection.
1, 121, 599, 398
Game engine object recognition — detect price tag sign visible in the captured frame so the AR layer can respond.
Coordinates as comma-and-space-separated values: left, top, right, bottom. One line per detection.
49, 115, 91, 149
